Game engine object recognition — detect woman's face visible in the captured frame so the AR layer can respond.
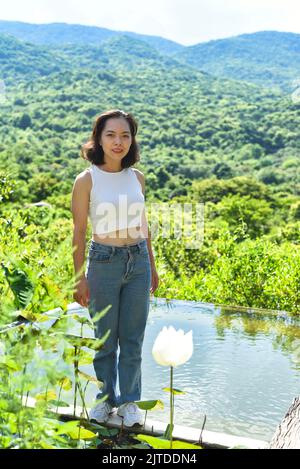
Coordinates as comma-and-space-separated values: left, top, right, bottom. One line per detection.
99, 117, 133, 162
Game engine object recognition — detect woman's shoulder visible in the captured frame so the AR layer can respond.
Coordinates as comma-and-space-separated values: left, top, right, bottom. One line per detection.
131, 167, 144, 181
131, 167, 143, 175
74, 168, 92, 190
131, 167, 145, 193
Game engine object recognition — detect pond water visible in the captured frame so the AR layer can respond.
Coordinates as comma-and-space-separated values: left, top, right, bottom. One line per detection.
53, 298, 300, 442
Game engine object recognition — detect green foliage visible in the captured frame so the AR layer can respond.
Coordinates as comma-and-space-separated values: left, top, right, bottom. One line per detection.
175, 31, 300, 91
191, 176, 274, 204
0, 172, 15, 203
153, 227, 300, 313
1, 32, 300, 202
16, 113, 32, 130
1, 261, 34, 309
212, 194, 274, 238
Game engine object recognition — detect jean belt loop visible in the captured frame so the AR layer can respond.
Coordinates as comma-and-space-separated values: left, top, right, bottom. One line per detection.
111, 246, 115, 256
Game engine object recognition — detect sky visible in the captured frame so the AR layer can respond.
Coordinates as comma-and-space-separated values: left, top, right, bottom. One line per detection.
0, 0, 299, 46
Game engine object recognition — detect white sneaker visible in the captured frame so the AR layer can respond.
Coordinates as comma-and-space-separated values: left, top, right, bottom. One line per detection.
89, 401, 113, 423
117, 402, 144, 427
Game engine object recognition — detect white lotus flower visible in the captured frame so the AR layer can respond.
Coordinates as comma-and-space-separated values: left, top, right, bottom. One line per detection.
152, 326, 193, 367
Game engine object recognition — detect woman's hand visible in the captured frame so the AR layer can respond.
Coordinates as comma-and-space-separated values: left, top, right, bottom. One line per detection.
150, 266, 159, 295
73, 276, 90, 307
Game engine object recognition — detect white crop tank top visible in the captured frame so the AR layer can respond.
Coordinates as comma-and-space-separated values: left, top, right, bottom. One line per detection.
88, 165, 145, 235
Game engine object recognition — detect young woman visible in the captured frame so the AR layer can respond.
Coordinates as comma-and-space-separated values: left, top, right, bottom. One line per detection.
71, 109, 159, 427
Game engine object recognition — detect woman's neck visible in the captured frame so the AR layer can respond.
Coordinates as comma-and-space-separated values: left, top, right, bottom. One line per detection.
97, 162, 123, 173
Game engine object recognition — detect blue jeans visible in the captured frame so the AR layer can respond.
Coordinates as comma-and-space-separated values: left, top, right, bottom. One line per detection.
86, 238, 151, 407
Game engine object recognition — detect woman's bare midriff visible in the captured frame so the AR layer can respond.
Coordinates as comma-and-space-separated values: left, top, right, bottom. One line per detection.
92, 226, 146, 246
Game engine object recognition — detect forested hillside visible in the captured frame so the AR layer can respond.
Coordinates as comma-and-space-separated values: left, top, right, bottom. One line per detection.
0, 19, 184, 53
1, 21, 300, 89
174, 31, 300, 91
1, 32, 300, 201
0, 23, 300, 315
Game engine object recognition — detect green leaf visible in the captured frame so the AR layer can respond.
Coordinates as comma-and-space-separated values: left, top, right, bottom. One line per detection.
55, 420, 97, 440
83, 421, 106, 432
40, 441, 57, 449
96, 427, 119, 437
63, 347, 94, 365
35, 390, 57, 401
91, 305, 112, 323
131, 443, 151, 449
62, 331, 110, 351
72, 427, 97, 440
171, 440, 202, 450
94, 438, 103, 446
18, 311, 50, 323
135, 434, 202, 450
58, 377, 72, 391
134, 434, 171, 449
162, 387, 186, 395
71, 314, 92, 325
1, 263, 34, 309
164, 423, 174, 439
78, 369, 103, 387
135, 399, 164, 410
0, 356, 22, 371
48, 400, 71, 408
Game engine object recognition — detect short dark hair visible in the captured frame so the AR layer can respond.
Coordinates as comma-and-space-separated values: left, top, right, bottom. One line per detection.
81, 109, 140, 168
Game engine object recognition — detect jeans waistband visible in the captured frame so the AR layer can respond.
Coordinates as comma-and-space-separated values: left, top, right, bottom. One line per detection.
89, 238, 147, 253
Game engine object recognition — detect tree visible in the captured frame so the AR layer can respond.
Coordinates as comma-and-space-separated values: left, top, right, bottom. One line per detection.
212, 162, 234, 179
16, 113, 32, 130
191, 176, 273, 204
269, 397, 300, 449
213, 194, 273, 238
155, 167, 170, 186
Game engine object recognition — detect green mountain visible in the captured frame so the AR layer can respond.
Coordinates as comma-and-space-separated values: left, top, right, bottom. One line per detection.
1, 20, 300, 90
1, 30, 300, 203
0, 19, 183, 54
174, 31, 300, 91
0, 33, 67, 83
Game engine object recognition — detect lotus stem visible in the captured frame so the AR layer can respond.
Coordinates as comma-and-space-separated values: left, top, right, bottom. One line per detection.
170, 366, 173, 449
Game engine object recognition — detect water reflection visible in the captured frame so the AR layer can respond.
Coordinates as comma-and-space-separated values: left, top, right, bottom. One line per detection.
138, 298, 300, 441
214, 306, 300, 372
51, 298, 300, 442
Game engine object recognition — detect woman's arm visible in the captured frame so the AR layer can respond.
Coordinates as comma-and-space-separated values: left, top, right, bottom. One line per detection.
134, 169, 159, 294
71, 171, 91, 307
